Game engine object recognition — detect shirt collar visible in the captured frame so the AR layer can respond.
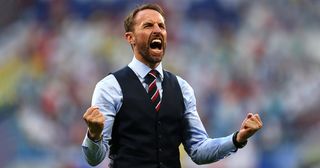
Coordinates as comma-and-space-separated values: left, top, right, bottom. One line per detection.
128, 56, 164, 81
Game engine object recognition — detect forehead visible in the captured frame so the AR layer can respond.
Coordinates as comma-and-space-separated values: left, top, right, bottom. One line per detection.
134, 9, 165, 25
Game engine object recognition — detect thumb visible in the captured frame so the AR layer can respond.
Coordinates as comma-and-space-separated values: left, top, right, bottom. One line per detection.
241, 113, 253, 130
246, 113, 253, 119
92, 105, 99, 110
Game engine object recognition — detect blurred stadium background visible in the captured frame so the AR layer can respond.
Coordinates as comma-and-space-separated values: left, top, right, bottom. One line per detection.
1, 0, 320, 168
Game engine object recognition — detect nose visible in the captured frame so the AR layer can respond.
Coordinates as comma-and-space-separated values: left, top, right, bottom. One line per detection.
152, 24, 161, 33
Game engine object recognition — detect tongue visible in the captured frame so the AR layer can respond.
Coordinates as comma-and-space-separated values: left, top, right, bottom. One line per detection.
149, 44, 162, 55
150, 43, 158, 49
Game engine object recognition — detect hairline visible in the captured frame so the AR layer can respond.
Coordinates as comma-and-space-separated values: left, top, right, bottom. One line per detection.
124, 4, 165, 32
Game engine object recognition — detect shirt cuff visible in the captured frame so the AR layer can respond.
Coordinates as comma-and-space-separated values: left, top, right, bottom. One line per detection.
82, 132, 103, 150
223, 133, 238, 153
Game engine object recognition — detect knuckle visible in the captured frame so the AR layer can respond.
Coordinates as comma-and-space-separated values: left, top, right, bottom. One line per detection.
83, 111, 88, 119
83, 114, 90, 121
84, 107, 94, 117
256, 125, 261, 130
83, 116, 88, 121
88, 107, 94, 113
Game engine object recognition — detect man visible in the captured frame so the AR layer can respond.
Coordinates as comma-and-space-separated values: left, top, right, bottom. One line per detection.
82, 3, 262, 168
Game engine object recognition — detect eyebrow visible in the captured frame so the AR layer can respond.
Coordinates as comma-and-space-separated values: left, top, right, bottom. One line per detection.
142, 20, 165, 26
142, 22, 153, 25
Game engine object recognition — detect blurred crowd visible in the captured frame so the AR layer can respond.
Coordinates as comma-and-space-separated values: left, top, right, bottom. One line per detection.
1, 0, 320, 168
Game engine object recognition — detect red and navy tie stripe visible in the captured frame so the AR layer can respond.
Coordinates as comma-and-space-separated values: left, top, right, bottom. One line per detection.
146, 70, 161, 112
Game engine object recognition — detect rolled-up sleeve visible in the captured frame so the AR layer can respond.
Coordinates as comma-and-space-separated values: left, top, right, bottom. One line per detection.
82, 74, 122, 166
177, 76, 237, 164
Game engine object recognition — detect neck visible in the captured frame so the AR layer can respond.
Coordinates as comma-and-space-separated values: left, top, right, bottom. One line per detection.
134, 53, 161, 69
146, 62, 160, 69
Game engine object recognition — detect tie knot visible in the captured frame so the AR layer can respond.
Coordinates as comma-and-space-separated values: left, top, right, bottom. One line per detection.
145, 70, 158, 85
148, 70, 158, 79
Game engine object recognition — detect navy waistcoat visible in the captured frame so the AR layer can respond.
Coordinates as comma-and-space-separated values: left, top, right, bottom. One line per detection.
110, 66, 185, 168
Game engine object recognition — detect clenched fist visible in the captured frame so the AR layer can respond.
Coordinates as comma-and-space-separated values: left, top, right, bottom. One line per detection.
237, 113, 263, 143
83, 106, 105, 141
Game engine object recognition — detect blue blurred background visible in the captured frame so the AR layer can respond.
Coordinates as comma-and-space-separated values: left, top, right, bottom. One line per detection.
1, 0, 320, 168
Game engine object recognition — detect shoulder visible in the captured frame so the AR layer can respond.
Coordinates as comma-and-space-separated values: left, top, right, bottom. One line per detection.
92, 73, 122, 102
97, 66, 130, 86
176, 75, 194, 93
175, 75, 196, 106
94, 73, 121, 95
98, 74, 117, 86
163, 70, 195, 95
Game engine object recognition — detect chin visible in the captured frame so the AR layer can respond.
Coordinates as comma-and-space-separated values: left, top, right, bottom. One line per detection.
152, 53, 164, 61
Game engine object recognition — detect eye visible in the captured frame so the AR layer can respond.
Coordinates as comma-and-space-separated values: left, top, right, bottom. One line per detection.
159, 23, 166, 29
143, 23, 153, 28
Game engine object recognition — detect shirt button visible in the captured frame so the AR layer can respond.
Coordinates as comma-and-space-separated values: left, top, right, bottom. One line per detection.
157, 121, 161, 126
158, 148, 162, 152
158, 134, 162, 139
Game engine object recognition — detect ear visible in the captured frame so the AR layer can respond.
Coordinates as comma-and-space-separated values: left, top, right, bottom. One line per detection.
125, 32, 135, 45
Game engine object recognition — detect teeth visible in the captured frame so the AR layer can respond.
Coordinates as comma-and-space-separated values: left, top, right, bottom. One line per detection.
152, 39, 161, 43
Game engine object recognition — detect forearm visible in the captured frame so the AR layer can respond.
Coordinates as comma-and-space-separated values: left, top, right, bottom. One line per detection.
188, 134, 236, 165
82, 133, 108, 166
178, 77, 237, 164
82, 75, 121, 166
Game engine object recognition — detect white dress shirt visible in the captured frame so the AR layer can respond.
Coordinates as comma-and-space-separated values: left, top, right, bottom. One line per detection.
82, 56, 237, 166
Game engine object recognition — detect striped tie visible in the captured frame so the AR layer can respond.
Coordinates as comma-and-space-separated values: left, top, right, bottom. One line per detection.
145, 70, 161, 112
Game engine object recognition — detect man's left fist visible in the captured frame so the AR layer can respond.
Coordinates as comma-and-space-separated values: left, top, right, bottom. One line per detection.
237, 113, 263, 143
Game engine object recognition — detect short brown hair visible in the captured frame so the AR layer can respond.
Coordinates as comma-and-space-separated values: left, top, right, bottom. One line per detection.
124, 4, 165, 32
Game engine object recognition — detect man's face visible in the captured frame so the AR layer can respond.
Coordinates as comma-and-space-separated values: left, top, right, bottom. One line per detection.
130, 9, 167, 66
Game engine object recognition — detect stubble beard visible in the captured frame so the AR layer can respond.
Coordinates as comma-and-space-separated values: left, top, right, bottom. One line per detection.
137, 36, 166, 65
139, 46, 160, 64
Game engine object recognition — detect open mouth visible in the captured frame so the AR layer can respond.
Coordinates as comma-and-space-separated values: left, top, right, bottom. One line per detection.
149, 39, 162, 50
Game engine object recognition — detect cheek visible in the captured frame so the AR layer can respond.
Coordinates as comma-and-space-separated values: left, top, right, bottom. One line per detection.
136, 33, 149, 42
163, 32, 167, 41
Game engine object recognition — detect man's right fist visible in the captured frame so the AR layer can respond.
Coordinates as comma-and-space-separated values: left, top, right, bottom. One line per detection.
83, 106, 105, 141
